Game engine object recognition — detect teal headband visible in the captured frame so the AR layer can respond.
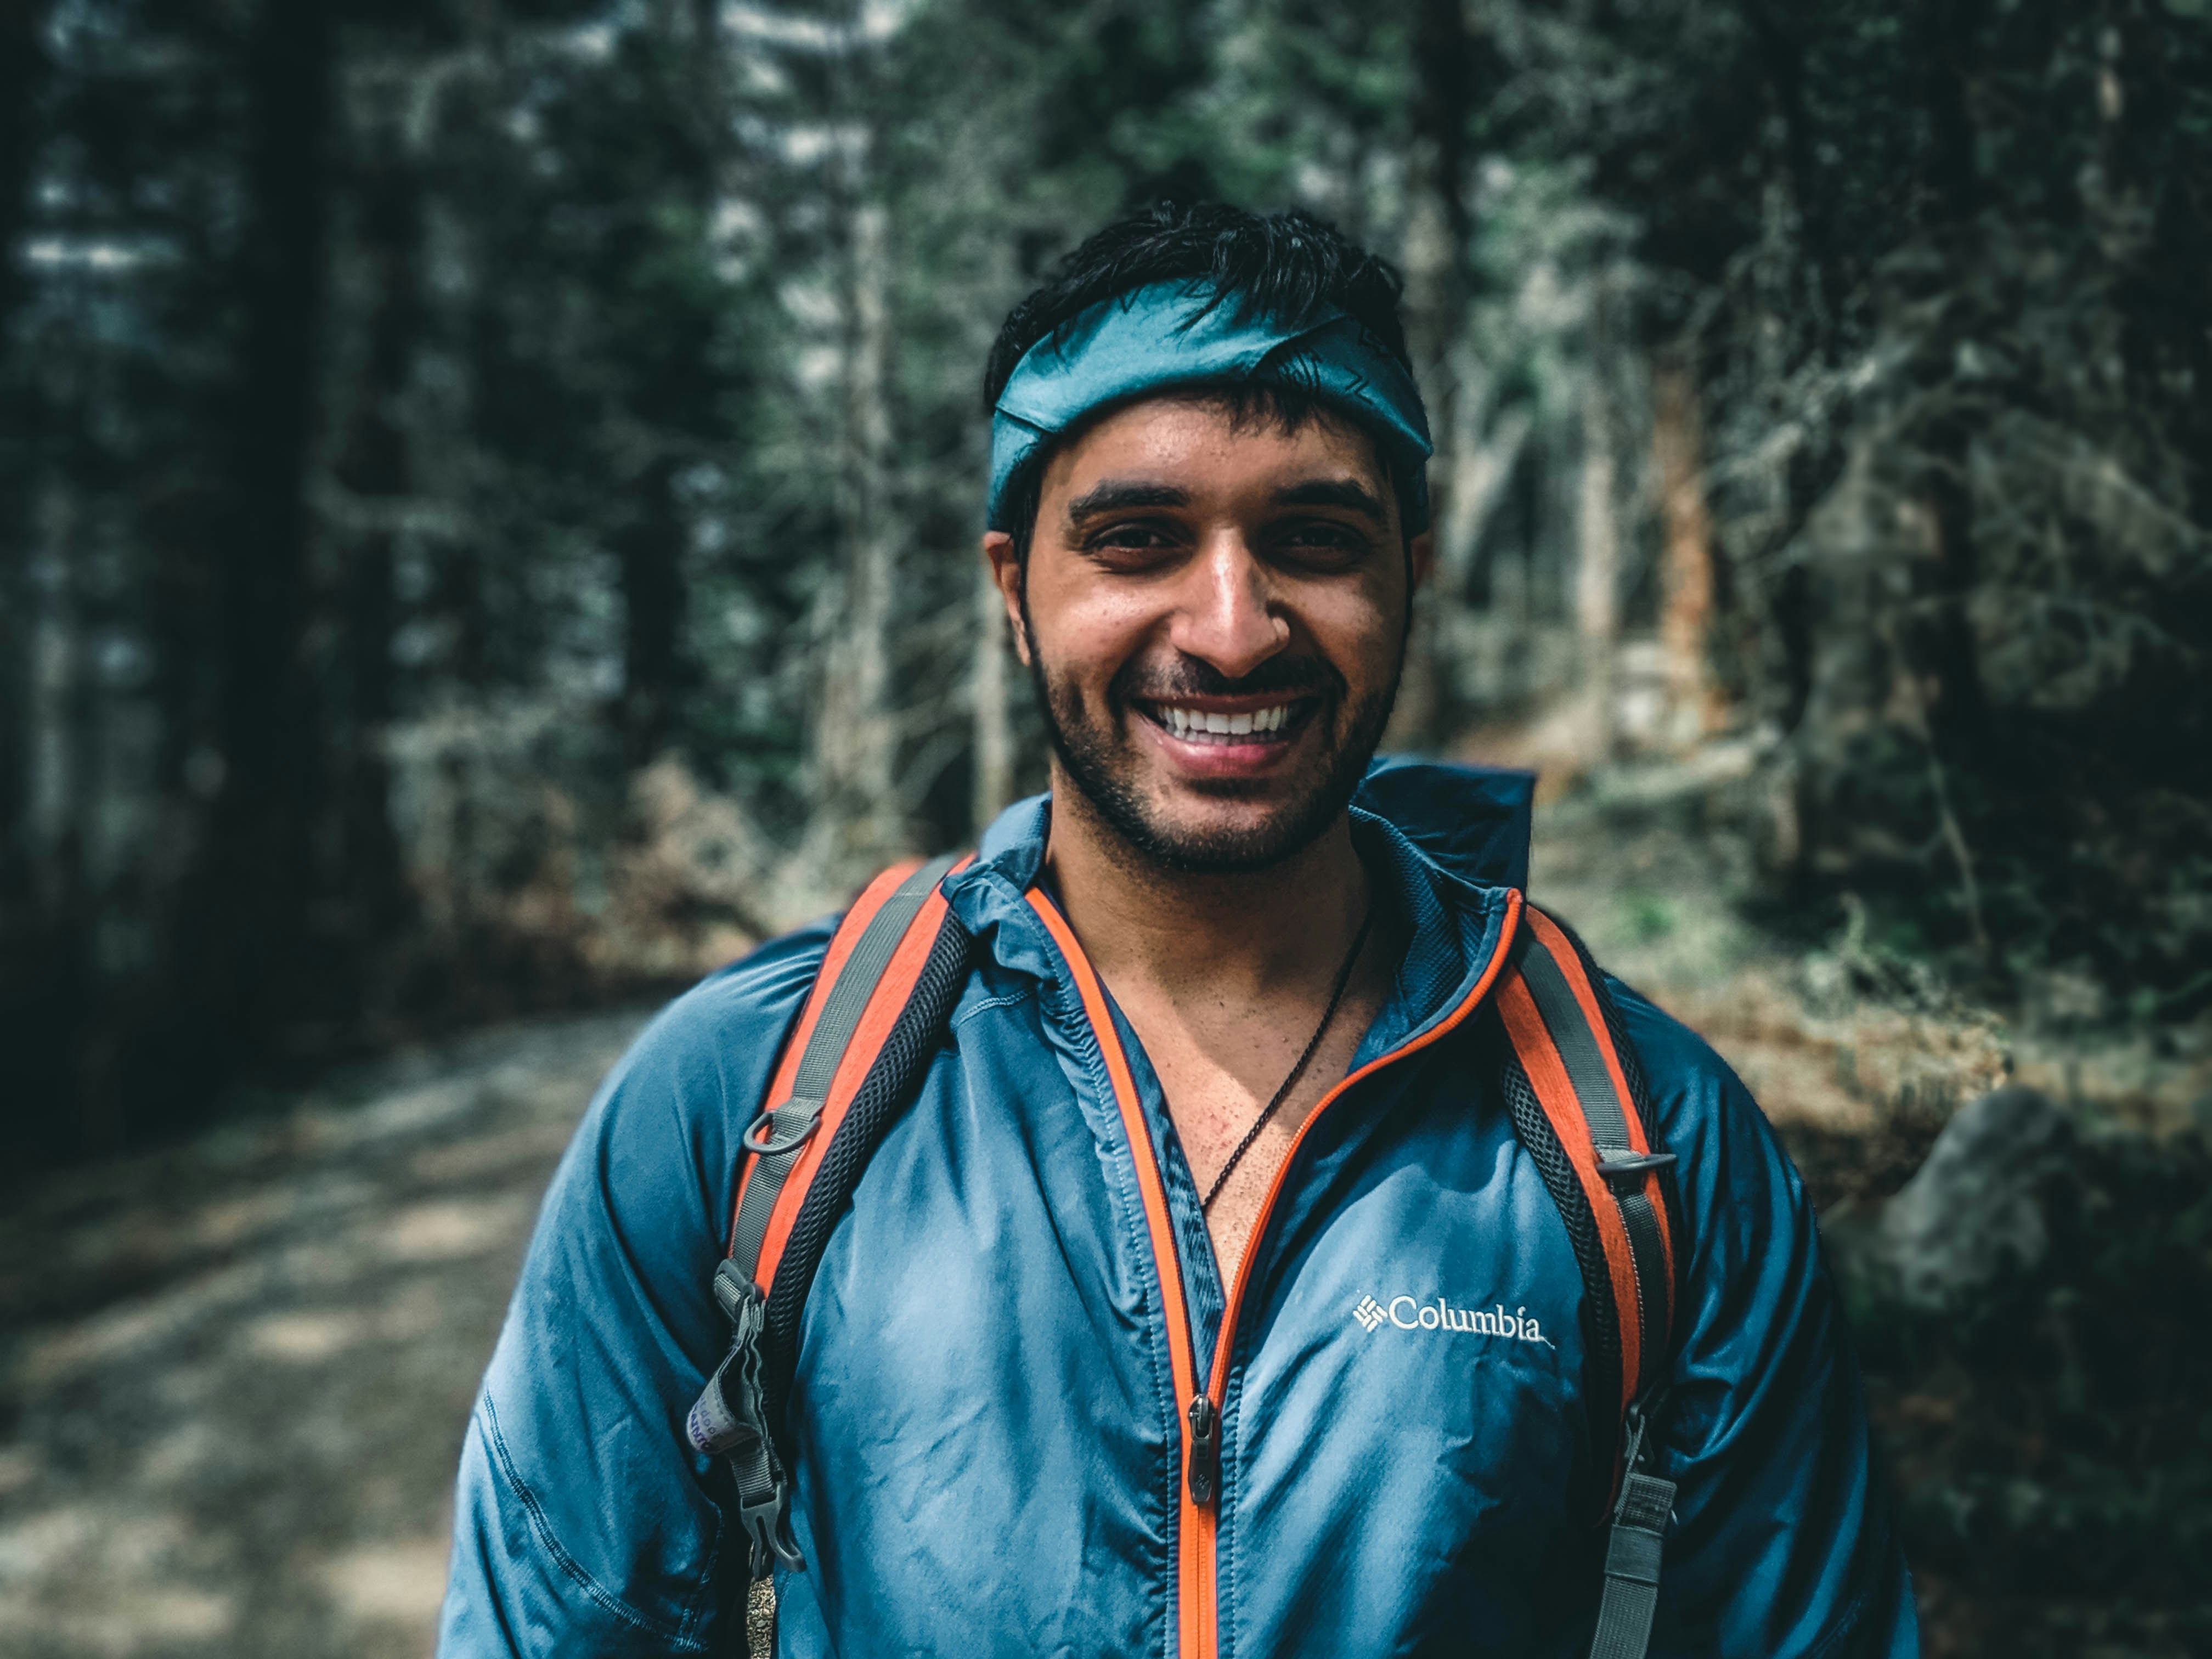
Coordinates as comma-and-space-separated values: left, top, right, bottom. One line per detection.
987, 279, 1433, 535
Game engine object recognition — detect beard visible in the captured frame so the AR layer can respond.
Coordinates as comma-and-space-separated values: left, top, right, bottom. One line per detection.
1025, 614, 1403, 877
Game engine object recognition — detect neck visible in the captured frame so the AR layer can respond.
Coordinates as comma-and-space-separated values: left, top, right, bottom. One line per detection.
1040, 771, 1371, 1001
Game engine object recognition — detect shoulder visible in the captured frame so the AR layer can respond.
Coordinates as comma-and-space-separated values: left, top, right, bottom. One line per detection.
1588, 996, 1913, 1652
543, 915, 842, 1256
629, 913, 839, 1066
1604, 978, 1746, 1110
1605, 975, 1785, 1147
594, 915, 840, 1124
493, 915, 845, 1397
450, 921, 844, 1654
1599, 973, 1817, 1262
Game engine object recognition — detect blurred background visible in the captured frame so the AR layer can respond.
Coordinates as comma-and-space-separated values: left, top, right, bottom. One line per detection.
1, 1, 2208, 1654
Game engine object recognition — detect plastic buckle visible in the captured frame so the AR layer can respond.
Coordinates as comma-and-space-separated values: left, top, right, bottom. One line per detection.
1595, 1149, 1677, 1187
738, 1479, 804, 1575
1613, 1388, 1678, 1516
690, 1265, 806, 1575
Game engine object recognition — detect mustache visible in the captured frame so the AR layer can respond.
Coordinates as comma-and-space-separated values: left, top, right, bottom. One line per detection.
1109, 652, 1345, 706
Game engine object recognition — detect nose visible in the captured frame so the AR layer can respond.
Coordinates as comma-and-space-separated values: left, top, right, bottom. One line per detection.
1166, 530, 1289, 681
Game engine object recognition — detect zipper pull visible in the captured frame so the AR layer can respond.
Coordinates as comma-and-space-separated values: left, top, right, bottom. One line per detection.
1187, 1395, 1221, 1506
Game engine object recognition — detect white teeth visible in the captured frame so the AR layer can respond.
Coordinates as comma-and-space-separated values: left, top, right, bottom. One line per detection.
1157, 702, 1294, 738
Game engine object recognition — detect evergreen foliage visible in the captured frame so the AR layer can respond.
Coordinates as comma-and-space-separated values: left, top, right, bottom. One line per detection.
2, 0, 2205, 1141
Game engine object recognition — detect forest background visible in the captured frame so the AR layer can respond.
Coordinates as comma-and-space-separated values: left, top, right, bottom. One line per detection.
2, 0, 2209, 1655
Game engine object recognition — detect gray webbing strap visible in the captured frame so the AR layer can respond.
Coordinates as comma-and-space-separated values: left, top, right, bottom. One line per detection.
690, 851, 964, 1592
726, 852, 962, 1279
1512, 916, 1680, 1659
687, 1260, 797, 1571
1589, 1468, 1674, 1659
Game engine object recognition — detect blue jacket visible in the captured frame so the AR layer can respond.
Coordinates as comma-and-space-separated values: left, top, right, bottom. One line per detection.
439, 762, 1916, 1657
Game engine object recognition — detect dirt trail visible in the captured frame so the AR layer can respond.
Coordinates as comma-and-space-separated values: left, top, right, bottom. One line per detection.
0, 1012, 647, 1659
4, 798, 2196, 1657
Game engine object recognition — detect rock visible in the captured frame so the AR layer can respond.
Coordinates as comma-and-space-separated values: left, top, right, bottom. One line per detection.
1877, 1086, 2076, 1313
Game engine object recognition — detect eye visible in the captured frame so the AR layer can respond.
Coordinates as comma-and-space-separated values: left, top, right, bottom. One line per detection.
1084, 520, 1184, 562
1273, 520, 1371, 566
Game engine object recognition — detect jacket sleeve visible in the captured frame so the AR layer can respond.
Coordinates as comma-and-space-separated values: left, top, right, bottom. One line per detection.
1612, 983, 1920, 1659
436, 922, 833, 1658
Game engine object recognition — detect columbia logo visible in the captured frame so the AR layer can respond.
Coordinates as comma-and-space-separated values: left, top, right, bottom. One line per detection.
1351, 1294, 1555, 1347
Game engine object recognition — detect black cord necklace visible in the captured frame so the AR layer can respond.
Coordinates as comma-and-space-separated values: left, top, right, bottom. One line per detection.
1201, 907, 1375, 1212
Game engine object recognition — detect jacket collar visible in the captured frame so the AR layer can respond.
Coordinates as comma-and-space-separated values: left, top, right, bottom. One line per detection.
944, 759, 1533, 1049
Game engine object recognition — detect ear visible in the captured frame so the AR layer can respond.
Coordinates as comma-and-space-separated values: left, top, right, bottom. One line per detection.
983, 531, 1031, 665
1406, 530, 1435, 592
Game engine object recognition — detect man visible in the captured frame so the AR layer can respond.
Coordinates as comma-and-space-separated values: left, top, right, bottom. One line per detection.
439, 201, 1915, 1657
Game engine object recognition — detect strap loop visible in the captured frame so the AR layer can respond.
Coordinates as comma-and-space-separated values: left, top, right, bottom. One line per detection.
711, 1257, 757, 1323
741, 1101, 822, 1158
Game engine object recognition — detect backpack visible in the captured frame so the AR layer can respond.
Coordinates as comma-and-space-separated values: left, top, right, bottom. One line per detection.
686, 854, 1686, 1659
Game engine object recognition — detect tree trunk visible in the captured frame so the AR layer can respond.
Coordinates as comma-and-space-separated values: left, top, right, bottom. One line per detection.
1575, 381, 1620, 762
1922, 0, 1988, 222
1744, 0, 1832, 341
1651, 358, 1718, 749
0, 0, 52, 915
809, 195, 902, 874
1403, 0, 1475, 396
612, 0, 736, 780
618, 456, 685, 771
1385, 0, 1479, 752
187, 0, 335, 1074
0, 0, 45, 338
1438, 398, 1530, 603
1912, 0, 1991, 762
970, 555, 1013, 833
685, 0, 731, 162
332, 145, 422, 956
0, 528, 29, 924
20, 479, 103, 1150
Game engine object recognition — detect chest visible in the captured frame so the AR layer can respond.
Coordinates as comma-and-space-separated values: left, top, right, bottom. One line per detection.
785, 1020, 1597, 1658
1109, 967, 1392, 1283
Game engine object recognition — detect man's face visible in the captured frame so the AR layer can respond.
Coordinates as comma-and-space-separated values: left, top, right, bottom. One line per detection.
987, 392, 1429, 874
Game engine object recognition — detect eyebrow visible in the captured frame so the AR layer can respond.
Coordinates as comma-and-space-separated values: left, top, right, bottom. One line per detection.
1274, 478, 1389, 523
1064, 480, 1191, 524
1063, 476, 1389, 527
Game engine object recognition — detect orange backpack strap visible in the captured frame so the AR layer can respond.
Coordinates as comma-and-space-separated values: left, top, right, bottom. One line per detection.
1497, 906, 1680, 1417
686, 852, 970, 1583
726, 854, 968, 1285
1495, 905, 1685, 1659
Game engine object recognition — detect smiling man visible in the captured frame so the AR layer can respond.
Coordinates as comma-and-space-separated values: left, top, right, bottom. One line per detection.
438, 203, 1916, 1658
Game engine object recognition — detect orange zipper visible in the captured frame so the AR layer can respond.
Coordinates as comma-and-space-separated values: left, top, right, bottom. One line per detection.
1030, 886, 1524, 1659
1025, 893, 1210, 1659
